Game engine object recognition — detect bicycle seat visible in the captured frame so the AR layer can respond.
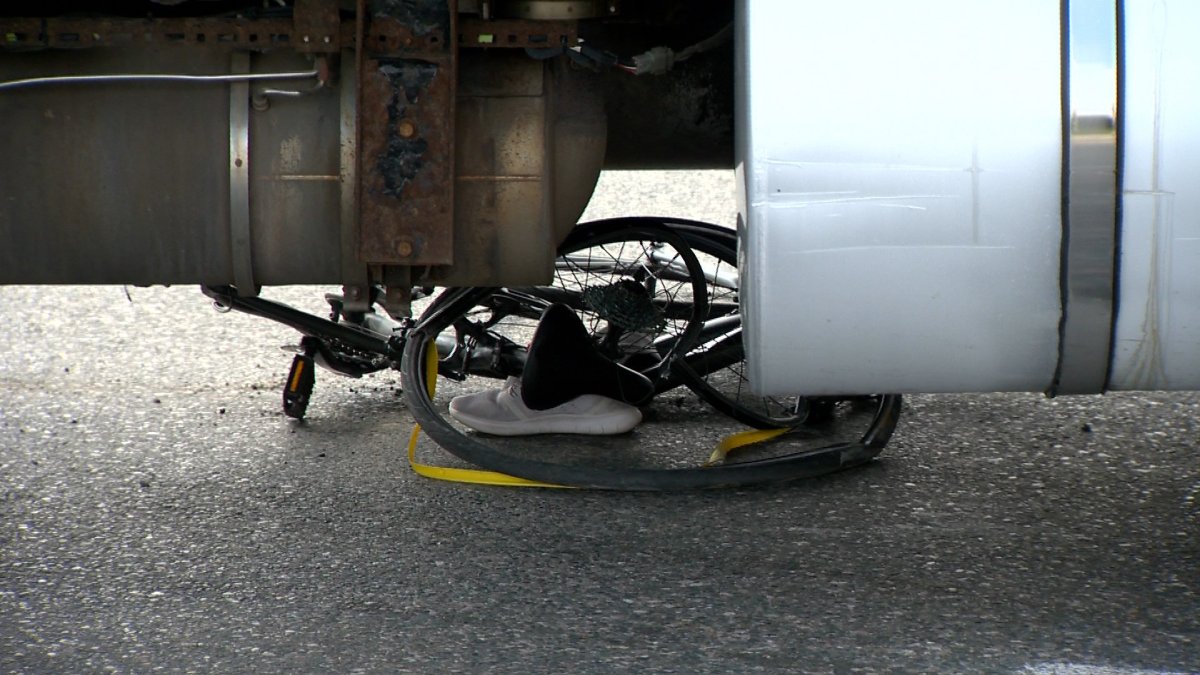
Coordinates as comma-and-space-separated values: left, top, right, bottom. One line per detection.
521, 303, 656, 410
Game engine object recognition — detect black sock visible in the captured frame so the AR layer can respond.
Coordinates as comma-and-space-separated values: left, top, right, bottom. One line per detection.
521, 304, 655, 410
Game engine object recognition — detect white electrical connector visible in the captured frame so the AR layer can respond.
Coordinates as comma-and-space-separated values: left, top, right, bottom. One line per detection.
631, 46, 676, 75
626, 24, 733, 76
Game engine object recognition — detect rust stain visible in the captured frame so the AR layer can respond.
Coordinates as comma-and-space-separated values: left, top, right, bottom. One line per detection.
356, 5, 455, 265
373, 59, 437, 199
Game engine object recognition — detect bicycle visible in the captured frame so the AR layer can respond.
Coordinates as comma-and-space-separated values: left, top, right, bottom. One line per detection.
203, 217, 901, 490
399, 218, 901, 489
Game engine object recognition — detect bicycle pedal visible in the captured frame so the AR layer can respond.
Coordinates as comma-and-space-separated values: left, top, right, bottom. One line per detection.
283, 353, 316, 419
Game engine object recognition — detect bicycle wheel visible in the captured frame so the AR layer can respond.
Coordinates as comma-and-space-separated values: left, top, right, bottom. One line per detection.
547, 220, 711, 376
572, 217, 814, 429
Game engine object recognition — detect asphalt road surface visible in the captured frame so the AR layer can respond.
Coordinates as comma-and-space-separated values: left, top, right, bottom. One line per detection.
2, 172, 1198, 673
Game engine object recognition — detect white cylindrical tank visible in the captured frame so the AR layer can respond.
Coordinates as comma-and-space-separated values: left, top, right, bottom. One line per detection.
1109, 0, 1200, 391
737, 0, 1200, 395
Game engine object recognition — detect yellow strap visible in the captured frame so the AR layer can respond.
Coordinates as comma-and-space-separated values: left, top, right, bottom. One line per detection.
408, 340, 574, 489
407, 340, 793, 488
703, 427, 791, 466
407, 424, 574, 488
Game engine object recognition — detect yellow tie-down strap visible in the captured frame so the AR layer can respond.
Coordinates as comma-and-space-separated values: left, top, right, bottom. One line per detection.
406, 343, 795, 488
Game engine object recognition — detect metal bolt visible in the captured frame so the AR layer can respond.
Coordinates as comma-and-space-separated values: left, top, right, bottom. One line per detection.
397, 120, 416, 139
323, 35, 332, 44
395, 241, 414, 257
302, 35, 310, 43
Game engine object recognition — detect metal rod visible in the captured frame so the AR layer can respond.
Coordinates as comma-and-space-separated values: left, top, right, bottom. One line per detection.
0, 70, 319, 91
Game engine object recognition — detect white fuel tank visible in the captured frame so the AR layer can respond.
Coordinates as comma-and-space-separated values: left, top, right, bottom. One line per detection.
1109, 0, 1200, 391
737, 0, 1200, 395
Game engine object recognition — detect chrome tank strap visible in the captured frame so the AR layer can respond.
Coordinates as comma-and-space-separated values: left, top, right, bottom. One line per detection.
229, 51, 256, 296
1051, 0, 1122, 395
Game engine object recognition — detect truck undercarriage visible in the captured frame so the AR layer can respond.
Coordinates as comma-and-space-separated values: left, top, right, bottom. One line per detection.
2, 2, 904, 490
0, 0, 734, 320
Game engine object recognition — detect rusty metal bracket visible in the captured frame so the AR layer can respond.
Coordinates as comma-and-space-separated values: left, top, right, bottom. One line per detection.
293, 0, 342, 52
0, 17, 296, 50
1, 15, 574, 52
356, 0, 457, 266
458, 18, 577, 48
